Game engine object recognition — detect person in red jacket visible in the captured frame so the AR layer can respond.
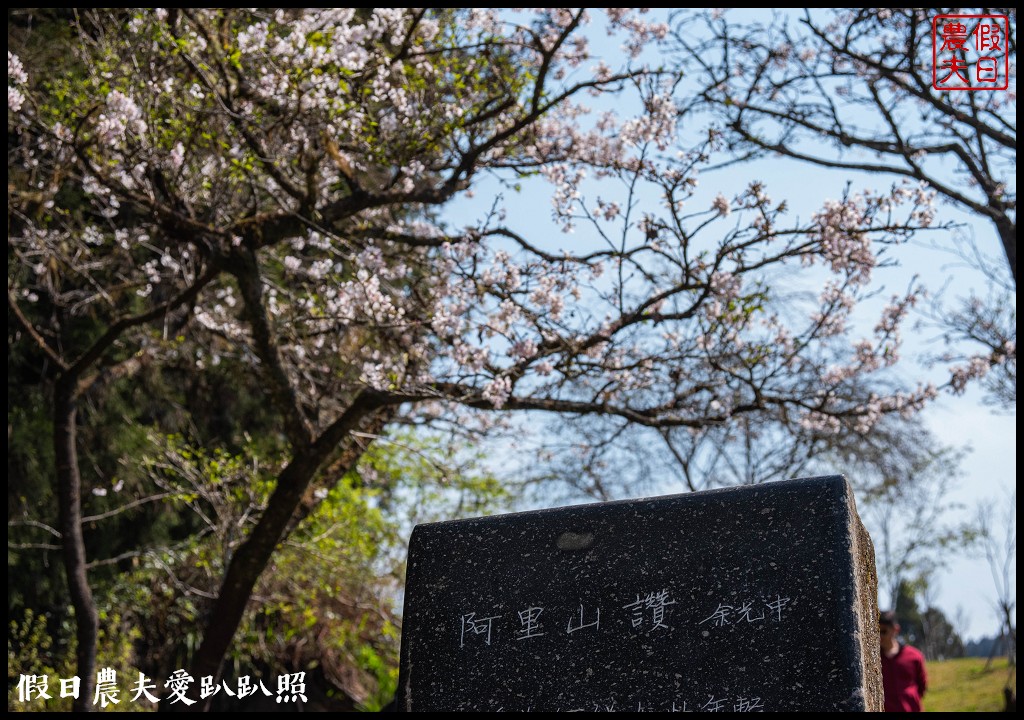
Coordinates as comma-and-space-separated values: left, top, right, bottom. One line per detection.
879, 610, 928, 712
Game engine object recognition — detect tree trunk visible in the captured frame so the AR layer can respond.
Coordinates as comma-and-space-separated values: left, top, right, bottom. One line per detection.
994, 215, 1016, 287
182, 396, 390, 710
1002, 604, 1016, 668
54, 378, 99, 712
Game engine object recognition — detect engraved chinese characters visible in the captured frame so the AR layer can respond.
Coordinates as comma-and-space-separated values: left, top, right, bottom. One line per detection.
398, 475, 882, 712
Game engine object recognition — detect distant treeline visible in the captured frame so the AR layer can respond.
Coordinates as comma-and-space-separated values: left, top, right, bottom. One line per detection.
963, 635, 1009, 658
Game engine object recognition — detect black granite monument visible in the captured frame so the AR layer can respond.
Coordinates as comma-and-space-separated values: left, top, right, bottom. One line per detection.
397, 475, 881, 711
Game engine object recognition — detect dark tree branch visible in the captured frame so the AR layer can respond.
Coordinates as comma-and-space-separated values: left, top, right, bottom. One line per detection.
229, 246, 313, 448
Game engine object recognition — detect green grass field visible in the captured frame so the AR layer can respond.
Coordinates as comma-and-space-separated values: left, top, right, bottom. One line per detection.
924, 656, 1015, 713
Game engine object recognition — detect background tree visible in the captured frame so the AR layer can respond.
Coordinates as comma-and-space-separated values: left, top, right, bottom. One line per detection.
976, 488, 1017, 668
892, 577, 966, 660
853, 427, 973, 614
8, 8, 989, 709
917, 572, 966, 660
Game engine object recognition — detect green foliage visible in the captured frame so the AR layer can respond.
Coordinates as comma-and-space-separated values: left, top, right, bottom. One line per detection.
8, 610, 69, 712
7, 609, 146, 712
360, 429, 511, 531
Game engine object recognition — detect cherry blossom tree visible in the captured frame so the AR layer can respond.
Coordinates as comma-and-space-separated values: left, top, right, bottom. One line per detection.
670, 8, 1016, 401
8, 8, 958, 708
674, 8, 1015, 279
932, 286, 1016, 407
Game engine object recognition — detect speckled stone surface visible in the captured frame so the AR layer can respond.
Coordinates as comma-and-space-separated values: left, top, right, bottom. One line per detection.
397, 475, 881, 712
